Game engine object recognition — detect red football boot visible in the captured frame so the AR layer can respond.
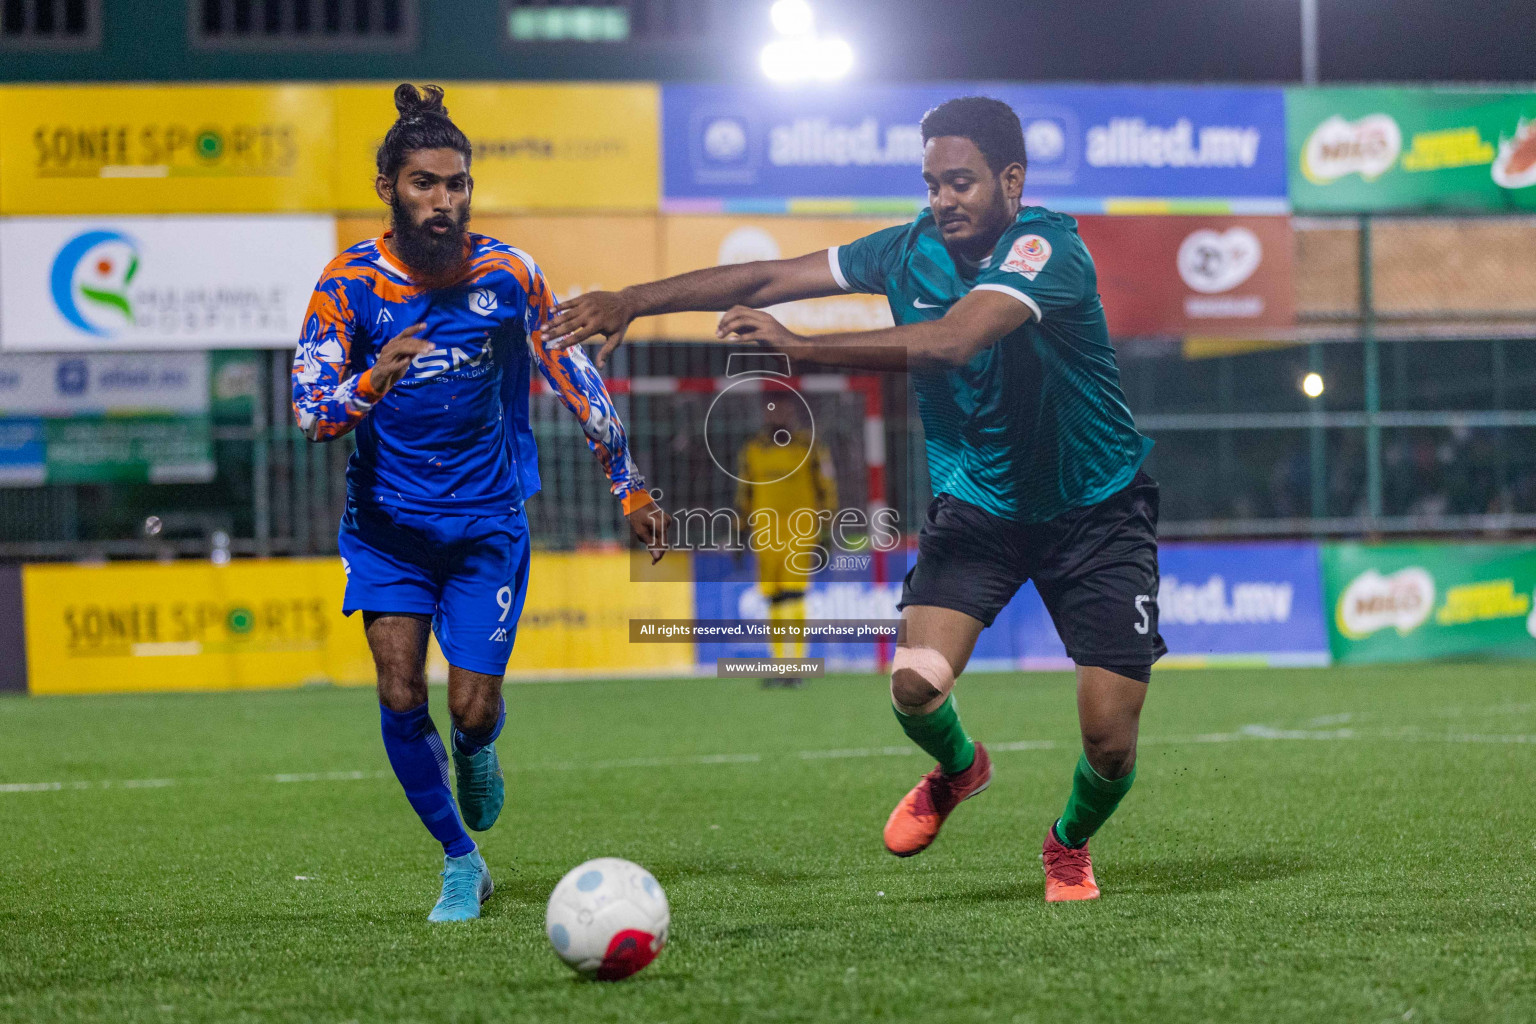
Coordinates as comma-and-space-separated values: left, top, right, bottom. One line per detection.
882, 743, 992, 857
1041, 825, 1100, 901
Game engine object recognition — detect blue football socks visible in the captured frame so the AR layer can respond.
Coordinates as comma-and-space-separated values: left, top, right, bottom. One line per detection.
379, 702, 476, 858
452, 697, 506, 757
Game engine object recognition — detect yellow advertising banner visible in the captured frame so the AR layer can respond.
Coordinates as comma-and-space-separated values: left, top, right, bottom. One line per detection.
22, 558, 370, 694
655, 217, 904, 341
23, 552, 694, 695
332, 83, 659, 213
335, 214, 662, 339
0, 84, 337, 215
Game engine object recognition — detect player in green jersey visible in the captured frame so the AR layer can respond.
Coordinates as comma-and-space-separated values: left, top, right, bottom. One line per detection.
549, 97, 1164, 902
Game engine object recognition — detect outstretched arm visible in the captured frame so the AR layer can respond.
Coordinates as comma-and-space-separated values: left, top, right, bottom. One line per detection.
534, 337, 647, 507
532, 329, 671, 560
717, 289, 1034, 373
546, 250, 843, 367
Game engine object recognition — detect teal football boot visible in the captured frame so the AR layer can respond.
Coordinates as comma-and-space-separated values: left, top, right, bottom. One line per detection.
428, 848, 493, 922
452, 743, 505, 831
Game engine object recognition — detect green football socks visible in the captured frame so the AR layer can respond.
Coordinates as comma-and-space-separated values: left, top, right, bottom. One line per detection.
893, 694, 976, 775
1055, 752, 1136, 847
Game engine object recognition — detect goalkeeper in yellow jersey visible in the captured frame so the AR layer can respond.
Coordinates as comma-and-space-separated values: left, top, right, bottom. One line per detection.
735, 398, 838, 688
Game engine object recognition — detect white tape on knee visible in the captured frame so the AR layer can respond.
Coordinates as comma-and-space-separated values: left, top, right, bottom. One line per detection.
890, 645, 955, 708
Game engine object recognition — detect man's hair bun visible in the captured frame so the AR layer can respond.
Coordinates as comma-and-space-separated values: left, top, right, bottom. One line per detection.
393, 83, 449, 121
377, 83, 471, 178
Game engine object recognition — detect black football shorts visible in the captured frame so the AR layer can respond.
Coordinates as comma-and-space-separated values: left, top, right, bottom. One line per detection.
898, 470, 1166, 682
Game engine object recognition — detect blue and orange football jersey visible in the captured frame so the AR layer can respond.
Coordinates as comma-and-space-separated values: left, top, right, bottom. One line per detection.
292, 233, 648, 516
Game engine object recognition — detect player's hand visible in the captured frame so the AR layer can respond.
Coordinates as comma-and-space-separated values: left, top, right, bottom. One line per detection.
369, 323, 434, 393
626, 498, 672, 564
718, 306, 807, 356
547, 291, 635, 369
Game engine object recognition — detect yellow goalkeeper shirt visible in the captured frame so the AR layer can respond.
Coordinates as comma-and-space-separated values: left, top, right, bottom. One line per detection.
735, 430, 838, 527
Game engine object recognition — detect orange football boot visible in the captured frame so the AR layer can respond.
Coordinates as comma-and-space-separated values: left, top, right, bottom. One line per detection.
1041, 825, 1100, 901
882, 742, 992, 857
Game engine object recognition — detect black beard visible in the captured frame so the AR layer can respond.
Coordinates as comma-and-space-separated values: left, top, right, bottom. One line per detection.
390, 197, 470, 277
943, 191, 1013, 264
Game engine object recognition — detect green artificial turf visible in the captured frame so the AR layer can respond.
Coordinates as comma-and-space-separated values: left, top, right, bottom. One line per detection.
1, 664, 1534, 1024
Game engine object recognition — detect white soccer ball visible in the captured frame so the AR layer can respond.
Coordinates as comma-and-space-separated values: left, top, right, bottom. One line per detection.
545, 858, 670, 980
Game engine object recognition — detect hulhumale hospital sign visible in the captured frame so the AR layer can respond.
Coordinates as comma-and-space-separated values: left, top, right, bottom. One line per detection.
0, 215, 335, 351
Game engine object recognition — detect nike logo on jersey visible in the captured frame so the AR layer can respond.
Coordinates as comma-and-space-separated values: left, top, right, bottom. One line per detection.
913, 298, 943, 309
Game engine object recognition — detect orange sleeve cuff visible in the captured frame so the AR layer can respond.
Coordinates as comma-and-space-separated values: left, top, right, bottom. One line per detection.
357, 367, 384, 402
620, 490, 652, 516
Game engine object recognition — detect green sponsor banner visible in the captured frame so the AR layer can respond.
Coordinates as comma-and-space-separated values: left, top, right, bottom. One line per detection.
1322, 542, 1536, 664
44, 416, 214, 485
209, 350, 261, 425
1286, 88, 1536, 213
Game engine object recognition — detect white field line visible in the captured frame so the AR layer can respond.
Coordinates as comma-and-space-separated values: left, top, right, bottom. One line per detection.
0, 778, 174, 793
272, 770, 391, 783
3, 725, 1534, 796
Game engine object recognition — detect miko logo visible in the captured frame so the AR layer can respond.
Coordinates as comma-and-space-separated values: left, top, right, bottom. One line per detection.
468, 288, 499, 316
1301, 114, 1402, 185
1336, 567, 1435, 639
49, 229, 140, 336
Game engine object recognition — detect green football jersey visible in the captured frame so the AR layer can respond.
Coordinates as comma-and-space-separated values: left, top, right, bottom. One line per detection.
831, 206, 1152, 524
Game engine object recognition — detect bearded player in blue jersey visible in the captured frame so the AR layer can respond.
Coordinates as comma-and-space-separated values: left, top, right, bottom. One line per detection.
293, 84, 668, 922
551, 97, 1162, 903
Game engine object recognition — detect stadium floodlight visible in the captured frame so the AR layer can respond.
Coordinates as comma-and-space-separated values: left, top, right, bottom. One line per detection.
769, 0, 815, 36
1302, 372, 1325, 398
817, 37, 855, 78
760, 34, 854, 83
761, 0, 852, 83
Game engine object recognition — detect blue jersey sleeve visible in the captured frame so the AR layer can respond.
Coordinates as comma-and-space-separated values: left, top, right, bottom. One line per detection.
496, 250, 649, 513
831, 224, 909, 295
972, 223, 1094, 323
292, 255, 381, 441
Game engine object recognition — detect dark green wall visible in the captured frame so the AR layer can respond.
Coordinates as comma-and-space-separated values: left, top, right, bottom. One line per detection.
0, 0, 729, 82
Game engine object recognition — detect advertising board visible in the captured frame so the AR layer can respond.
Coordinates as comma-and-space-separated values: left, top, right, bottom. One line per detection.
1076, 215, 1295, 335
1156, 542, 1329, 667
1322, 543, 1536, 664
21, 552, 695, 694
664, 84, 1288, 213
692, 542, 1330, 672
22, 558, 373, 695
0, 352, 207, 415
0, 215, 335, 351
333, 83, 660, 213
0, 84, 336, 215
1286, 88, 1536, 213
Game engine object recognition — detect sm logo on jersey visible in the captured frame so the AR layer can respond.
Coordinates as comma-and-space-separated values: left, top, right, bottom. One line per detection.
410, 343, 492, 379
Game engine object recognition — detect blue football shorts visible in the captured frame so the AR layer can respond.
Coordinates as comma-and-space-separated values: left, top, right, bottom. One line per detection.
338, 502, 531, 676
